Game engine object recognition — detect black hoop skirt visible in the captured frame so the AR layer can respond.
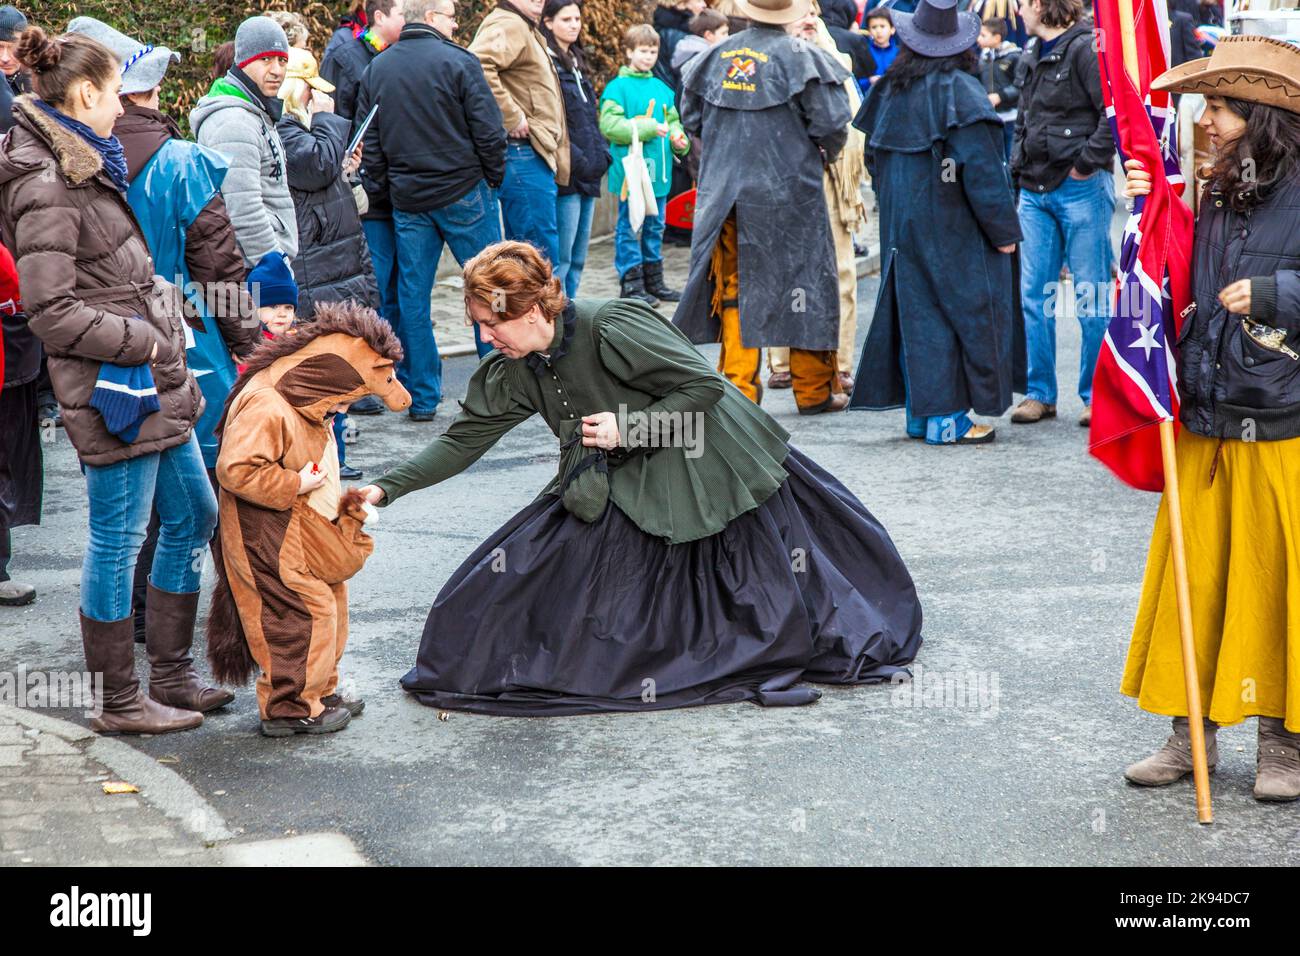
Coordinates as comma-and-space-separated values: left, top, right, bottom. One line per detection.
399, 448, 923, 715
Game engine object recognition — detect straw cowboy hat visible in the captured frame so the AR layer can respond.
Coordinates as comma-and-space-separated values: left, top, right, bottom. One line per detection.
736, 0, 812, 26
1153, 35, 1300, 115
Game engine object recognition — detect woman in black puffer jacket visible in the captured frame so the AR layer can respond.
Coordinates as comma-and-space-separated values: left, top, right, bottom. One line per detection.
1120, 36, 1300, 802
276, 51, 378, 319
543, 0, 612, 299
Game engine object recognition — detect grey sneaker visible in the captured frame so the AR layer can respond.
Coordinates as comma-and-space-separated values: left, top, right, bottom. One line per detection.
1125, 717, 1218, 786
0, 581, 35, 606
1254, 717, 1300, 802
260, 706, 351, 738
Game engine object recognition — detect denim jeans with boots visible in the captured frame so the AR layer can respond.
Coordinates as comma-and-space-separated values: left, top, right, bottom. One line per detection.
393, 179, 502, 414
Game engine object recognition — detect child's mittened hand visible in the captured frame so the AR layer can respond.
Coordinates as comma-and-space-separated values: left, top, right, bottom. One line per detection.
298, 461, 325, 495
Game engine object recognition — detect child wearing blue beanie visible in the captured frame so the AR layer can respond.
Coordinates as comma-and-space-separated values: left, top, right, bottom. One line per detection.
246, 251, 298, 337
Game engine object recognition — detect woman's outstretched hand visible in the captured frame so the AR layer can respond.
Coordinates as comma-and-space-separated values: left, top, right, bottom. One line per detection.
356, 484, 386, 505
1124, 158, 1152, 198
581, 411, 621, 450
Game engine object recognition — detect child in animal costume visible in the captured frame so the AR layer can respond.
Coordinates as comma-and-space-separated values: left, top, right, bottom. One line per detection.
207, 299, 410, 736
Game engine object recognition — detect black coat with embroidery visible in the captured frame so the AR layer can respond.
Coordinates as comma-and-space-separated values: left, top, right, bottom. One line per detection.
675, 24, 851, 351
1177, 174, 1300, 441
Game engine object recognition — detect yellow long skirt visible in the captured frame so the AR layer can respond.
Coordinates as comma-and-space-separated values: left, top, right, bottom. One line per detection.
1122, 430, 1300, 733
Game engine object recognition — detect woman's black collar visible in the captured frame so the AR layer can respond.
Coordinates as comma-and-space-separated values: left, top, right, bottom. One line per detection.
526, 300, 577, 374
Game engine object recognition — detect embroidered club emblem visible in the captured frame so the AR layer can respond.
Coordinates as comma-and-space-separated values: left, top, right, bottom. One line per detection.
727, 57, 756, 80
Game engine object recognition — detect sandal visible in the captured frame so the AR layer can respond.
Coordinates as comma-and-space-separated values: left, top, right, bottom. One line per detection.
954, 424, 996, 445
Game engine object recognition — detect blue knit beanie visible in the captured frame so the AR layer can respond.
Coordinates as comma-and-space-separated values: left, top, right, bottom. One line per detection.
247, 251, 298, 309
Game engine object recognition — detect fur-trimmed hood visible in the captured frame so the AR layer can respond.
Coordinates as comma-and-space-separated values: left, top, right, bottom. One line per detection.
0, 94, 106, 189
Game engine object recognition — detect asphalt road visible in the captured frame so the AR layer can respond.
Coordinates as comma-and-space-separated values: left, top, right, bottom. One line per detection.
7, 275, 1300, 865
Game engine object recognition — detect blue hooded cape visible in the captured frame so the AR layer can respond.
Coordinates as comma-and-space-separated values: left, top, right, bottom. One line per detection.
127, 139, 236, 468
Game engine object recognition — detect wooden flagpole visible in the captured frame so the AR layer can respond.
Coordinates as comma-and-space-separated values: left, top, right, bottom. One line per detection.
1115, 0, 1213, 824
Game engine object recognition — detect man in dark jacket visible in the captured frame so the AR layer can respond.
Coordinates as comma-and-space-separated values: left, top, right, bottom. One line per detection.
0, 5, 29, 135
321, 0, 406, 121
357, 2, 506, 420
1010, 0, 1116, 428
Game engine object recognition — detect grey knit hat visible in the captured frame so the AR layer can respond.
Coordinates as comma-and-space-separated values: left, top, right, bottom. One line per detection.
0, 6, 27, 43
66, 17, 181, 95
233, 16, 289, 70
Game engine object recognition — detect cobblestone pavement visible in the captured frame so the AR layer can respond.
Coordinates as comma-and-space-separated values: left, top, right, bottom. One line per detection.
0, 707, 217, 866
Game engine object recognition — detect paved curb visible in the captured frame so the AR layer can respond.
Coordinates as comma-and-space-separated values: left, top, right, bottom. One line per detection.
0, 704, 233, 843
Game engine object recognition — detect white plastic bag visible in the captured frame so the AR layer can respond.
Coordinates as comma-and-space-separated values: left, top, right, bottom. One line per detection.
621, 132, 658, 235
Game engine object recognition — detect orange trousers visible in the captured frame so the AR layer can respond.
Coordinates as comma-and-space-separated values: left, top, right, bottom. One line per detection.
710, 214, 839, 408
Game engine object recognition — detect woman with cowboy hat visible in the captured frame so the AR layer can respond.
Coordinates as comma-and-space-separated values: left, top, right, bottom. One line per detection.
1122, 36, 1300, 801
849, 0, 1022, 445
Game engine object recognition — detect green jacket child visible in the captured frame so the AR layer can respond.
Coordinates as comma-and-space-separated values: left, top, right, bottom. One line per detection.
598, 66, 689, 201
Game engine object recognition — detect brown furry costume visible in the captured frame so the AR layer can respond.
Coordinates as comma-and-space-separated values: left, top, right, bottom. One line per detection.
207, 302, 411, 720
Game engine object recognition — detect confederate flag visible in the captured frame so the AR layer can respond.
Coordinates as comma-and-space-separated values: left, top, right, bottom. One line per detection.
1089, 0, 1195, 491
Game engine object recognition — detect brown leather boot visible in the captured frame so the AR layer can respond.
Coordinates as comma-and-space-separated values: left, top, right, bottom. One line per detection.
797, 393, 850, 416
145, 581, 234, 713
1254, 717, 1300, 802
1124, 716, 1218, 786
80, 611, 203, 735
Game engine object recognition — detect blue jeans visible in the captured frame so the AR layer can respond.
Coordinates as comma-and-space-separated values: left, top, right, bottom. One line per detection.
1018, 170, 1116, 407
393, 179, 502, 413
499, 142, 559, 267
332, 413, 346, 465
900, 344, 972, 444
556, 192, 596, 298
362, 217, 400, 334
614, 196, 667, 277
82, 433, 217, 622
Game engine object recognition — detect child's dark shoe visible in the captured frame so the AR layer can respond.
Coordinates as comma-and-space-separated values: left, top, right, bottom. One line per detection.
260, 706, 351, 737
321, 693, 365, 717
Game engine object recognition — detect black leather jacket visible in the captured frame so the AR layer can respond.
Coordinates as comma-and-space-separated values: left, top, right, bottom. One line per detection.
1011, 20, 1115, 192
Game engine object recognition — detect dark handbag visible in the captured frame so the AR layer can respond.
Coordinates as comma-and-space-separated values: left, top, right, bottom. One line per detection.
557, 419, 609, 523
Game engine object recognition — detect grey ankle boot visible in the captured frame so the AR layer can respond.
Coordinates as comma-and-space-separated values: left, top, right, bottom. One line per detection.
1254, 717, 1300, 802
1125, 716, 1218, 787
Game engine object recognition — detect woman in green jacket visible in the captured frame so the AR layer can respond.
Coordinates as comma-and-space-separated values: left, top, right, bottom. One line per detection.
359, 240, 922, 715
